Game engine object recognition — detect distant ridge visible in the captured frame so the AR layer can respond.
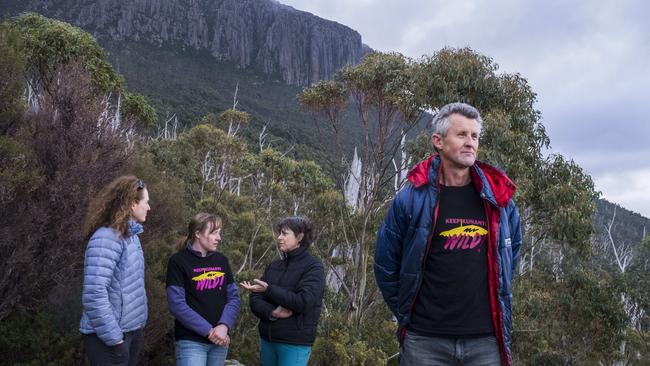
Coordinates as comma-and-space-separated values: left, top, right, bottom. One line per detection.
1, 0, 371, 85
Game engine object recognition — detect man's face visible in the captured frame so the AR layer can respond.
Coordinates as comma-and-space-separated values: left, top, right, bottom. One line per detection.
432, 113, 480, 169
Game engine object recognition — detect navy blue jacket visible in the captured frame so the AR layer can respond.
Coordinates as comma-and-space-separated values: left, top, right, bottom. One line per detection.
374, 155, 521, 366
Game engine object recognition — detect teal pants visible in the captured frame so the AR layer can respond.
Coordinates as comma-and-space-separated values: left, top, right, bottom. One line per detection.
260, 338, 312, 366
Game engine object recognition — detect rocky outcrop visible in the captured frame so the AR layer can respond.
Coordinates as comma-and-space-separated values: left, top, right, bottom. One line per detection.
2, 0, 368, 85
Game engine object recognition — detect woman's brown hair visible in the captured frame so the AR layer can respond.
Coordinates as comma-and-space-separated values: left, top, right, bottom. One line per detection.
176, 213, 222, 251
275, 216, 313, 248
83, 175, 146, 239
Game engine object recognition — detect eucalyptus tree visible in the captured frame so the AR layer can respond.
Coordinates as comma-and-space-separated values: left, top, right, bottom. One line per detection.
300, 52, 426, 325
6, 13, 156, 128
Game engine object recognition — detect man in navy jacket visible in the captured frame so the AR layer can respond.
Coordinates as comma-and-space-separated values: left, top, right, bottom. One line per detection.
374, 102, 521, 366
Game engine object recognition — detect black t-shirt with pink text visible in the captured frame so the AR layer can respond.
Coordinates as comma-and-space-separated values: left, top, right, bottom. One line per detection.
410, 183, 494, 337
166, 249, 234, 343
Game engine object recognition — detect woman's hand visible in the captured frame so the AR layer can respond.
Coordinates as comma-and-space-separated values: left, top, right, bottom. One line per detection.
239, 279, 268, 293
208, 324, 230, 346
271, 306, 293, 319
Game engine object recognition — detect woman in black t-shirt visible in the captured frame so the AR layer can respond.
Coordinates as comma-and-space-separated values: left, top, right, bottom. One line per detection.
241, 216, 325, 366
166, 213, 240, 366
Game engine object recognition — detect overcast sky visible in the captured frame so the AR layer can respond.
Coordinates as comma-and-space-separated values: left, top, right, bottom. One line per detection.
281, 0, 650, 218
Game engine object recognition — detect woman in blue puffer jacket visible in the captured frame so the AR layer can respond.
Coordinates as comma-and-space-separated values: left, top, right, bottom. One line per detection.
79, 175, 151, 366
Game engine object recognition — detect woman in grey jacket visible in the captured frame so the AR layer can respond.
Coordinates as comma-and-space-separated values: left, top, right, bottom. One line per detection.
79, 175, 151, 366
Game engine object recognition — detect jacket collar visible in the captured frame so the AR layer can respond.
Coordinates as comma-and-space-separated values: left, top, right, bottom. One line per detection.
406, 154, 516, 208
128, 219, 144, 236
406, 154, 435, 188
284, 245, 308, 260
186, 241, 217, 257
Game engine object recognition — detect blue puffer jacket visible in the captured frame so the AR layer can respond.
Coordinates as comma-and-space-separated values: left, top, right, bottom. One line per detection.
374, 155, 521, 366
79, 220, 148, 346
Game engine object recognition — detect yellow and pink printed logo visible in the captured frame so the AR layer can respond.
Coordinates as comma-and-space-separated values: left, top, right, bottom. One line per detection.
192, 267, 225, 291
439, 219, 488, 252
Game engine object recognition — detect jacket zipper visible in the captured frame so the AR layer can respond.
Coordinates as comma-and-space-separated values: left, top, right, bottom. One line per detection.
402, 176, 441, 342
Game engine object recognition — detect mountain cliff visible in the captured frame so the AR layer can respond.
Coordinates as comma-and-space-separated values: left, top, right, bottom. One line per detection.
1, 0, 369, 85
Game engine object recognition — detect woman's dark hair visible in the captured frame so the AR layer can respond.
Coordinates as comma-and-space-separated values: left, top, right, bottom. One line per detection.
176, 212, 222, 251
275, 216, 313, 248
83, 175, 146, 239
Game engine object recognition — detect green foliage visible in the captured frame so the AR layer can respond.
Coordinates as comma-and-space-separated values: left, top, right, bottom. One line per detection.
298, 80, 347, 114
219, 108, 250, 131
622, 237, 650, 363
149, 123, 248, 202
625, 327, 650, 366
200, 112, 218, 125
532, 155, 597, 254
299, 80, 348, 137
309, 290, 397, 366
339, 52, 419, 115
0, 309, 84, 365
312, 329, 388, 366
7, 12, 123, 92
0, 23, 25, 134
227, 292, 264, 364
415, 47, 546, 143
513, 266, 627, 365
122, 91, 158, 128
404, 132, 432, 161
415, 47, 500, 109
595, 199, 650, 260
626, 237, 650, 313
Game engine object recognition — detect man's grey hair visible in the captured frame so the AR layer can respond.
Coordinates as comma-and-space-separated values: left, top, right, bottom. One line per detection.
430, 102, 483, 137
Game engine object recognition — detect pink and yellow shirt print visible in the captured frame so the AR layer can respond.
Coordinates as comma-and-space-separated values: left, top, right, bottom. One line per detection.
439, 218, 488, 252
191, 267, 225, 291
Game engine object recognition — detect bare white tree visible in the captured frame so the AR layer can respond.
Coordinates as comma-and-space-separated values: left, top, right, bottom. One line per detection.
603, 205, 645, 366
113, 93, 121, 131
227, 81, 242, 137
605, 206, 634, 274
26, 81, 41, 112
155, 112, 179, 140
200, 150, 217, 197
344, 147, 362, 211
259, 123, 269, 152
392, 132, 410, 193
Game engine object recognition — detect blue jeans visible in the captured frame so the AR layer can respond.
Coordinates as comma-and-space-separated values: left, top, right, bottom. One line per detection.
175, 339, 229, 366
400, 331, 501, 366
260, 338, 312, 366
